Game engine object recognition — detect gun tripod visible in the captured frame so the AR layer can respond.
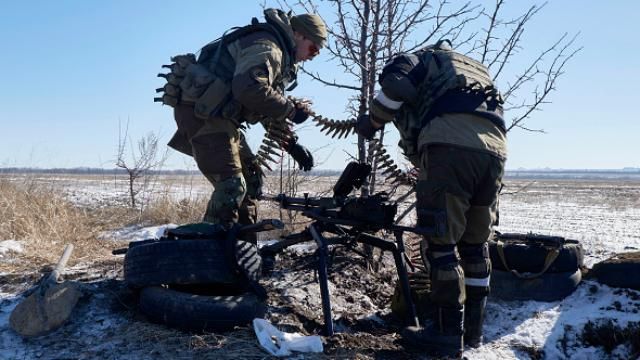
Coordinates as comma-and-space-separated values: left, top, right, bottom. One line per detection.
260, 220, 420, 336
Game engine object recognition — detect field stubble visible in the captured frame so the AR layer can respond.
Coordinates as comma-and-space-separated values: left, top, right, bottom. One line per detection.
2, 173, 639, 271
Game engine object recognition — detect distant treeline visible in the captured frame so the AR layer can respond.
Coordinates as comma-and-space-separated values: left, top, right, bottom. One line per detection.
505, 168, 640, 180
1, 167, 639, 180
0, 167, 344, 177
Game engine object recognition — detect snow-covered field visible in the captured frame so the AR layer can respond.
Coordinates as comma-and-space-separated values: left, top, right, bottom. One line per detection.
1, 174, 639, 359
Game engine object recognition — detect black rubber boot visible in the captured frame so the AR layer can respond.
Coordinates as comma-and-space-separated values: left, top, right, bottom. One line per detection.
464, 297, 487, 348
402, 306, 464, 358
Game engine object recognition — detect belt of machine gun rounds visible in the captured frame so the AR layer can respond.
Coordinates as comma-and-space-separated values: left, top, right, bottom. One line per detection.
368, 139, 417, 187
253, 97, 418, 188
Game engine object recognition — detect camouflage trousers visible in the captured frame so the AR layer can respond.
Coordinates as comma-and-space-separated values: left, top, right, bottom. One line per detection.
416, 145, 504, 309
173, 105, 263, 241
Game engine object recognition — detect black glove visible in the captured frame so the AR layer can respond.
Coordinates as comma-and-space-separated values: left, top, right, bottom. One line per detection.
356, 113, 380, 140
289, 102, 312, 124
286, 142, 314, 171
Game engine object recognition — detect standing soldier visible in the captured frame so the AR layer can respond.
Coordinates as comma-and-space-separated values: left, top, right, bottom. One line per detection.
156, 9, 327, 241
356, 40, 507, 357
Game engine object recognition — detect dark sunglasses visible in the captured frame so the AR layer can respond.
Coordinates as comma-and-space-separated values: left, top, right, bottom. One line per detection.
308, 42, 319, 55
303, 36, 319, 56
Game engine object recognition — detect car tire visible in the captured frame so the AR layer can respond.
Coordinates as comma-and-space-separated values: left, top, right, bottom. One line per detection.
139, 286, 267, 332
490, 268, 582, 302
489, 236, 584, 274
124, 239, 250, 288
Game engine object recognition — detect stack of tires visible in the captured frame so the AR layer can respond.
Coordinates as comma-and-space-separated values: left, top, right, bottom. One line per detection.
124, 223, 267, 332
489, 232, 585, 302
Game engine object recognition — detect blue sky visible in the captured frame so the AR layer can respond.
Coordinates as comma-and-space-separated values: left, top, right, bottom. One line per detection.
1, 1, 638, 170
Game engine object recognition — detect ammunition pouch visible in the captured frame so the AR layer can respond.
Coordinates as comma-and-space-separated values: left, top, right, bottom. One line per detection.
156, 59, 235, 121
416, 207, 447, 238
194, 78, 232, 120
154, 53, 197, 108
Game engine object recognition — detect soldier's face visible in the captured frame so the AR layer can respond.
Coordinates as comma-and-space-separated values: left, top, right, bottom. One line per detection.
294, 33, 320, 62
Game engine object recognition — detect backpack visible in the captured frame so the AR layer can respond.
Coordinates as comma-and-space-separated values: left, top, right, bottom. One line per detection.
155, 11, 295, 120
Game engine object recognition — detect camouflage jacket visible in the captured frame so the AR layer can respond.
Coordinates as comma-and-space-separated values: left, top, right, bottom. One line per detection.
223, 9, 298, 124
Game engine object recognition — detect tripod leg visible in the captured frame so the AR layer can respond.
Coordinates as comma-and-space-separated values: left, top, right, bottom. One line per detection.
394, 231, 419, 327
310, 224, 334, 336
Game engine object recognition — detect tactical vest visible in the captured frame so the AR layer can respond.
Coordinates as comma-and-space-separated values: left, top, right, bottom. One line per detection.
155, 11, 297, 122
393, 41, 505, 159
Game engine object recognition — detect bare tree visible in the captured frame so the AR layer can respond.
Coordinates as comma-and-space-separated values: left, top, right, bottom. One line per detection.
116, 120, 168, 208
286, 0, 580, 163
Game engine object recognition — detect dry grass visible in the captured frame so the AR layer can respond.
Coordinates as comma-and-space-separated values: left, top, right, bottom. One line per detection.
137, 179, 312, 233
581, 319, 640, 356
0, 172, 339, 273
0, 174, 303, 274
140, 194, 209, 225
0, 179, 116, 272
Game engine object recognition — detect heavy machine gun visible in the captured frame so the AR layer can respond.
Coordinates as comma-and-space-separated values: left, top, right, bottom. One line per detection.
261, 162, 437, 335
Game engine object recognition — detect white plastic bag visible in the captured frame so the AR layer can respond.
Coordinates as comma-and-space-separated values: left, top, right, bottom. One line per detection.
253, 318, 323, 356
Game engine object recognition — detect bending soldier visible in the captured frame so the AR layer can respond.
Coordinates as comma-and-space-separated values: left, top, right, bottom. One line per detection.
158, 9, 327, 241
356, 40, 507, 357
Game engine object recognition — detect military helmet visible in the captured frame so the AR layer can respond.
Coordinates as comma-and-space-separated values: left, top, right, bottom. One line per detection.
290, 13, 328, 48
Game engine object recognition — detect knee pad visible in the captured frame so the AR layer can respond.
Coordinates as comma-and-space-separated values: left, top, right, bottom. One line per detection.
427, 244, 465, 307
459, 243, 491, 299
206, 175, 247, 224
430, 262, 465, 308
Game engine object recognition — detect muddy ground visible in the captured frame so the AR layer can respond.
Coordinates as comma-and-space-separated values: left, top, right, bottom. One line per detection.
1, 245, 434, 360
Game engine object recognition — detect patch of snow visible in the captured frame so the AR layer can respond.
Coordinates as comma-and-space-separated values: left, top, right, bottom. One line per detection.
258, 239, 280, 248
466, 280, 640, 359
0, 240, 23, 256
99, 224, 177, 242
288, 242, 317, 256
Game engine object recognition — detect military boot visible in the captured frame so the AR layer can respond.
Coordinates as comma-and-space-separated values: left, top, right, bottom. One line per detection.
464, 296, 487, 348
401, 306, 464, 358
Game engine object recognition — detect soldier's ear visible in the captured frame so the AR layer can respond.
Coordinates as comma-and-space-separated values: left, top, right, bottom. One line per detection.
292, 31, 304, 42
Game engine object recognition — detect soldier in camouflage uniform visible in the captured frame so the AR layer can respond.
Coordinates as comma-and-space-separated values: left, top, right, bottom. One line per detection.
356, 40, 507, 357
162, 9, 327, 240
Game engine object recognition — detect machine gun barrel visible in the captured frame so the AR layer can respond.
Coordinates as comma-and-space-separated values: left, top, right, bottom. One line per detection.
262, 193, 341, 209
263, 192, 441, 237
